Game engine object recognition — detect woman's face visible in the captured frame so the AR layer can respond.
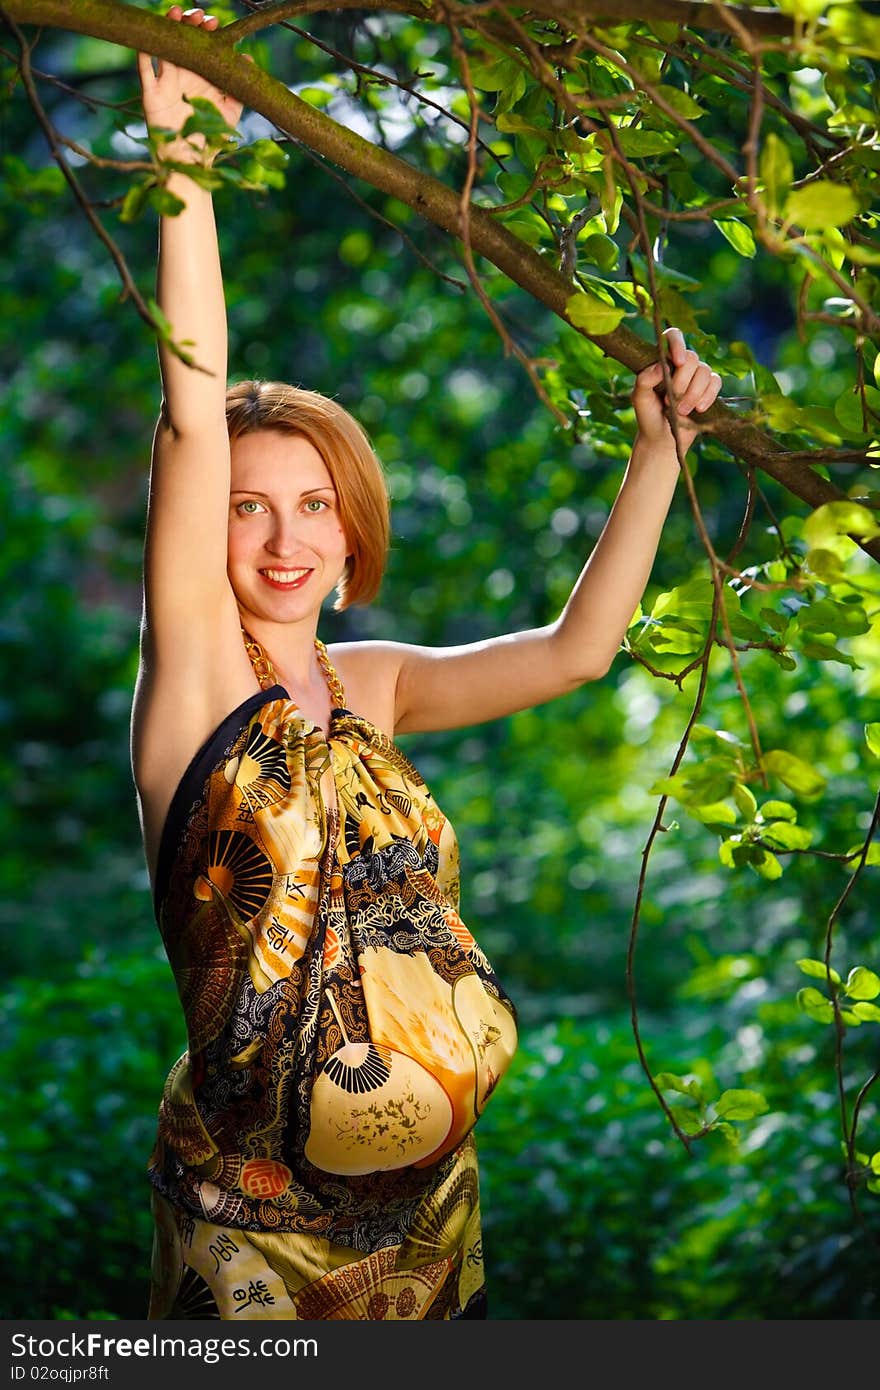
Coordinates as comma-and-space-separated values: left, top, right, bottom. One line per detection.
227, 429, 350, 628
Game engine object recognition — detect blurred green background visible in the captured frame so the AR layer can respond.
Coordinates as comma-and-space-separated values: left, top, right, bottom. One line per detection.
1, 11, 879, 1320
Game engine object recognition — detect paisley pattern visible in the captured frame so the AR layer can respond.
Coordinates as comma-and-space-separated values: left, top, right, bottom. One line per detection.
148, 683, 517, 1320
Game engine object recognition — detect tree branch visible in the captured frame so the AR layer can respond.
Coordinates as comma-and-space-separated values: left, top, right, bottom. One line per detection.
224, 0, 801, 42
5, 0, 878, 564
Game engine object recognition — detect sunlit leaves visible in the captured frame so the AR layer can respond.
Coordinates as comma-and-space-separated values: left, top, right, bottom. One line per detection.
715, 219, 756, 259
760, 133, 794, 219
804, 502, 880, 548
796, 958, 841, 985
844, 966, 880, 1000
784, 180, 861, 231
762, 749, 826, 799
797, 987, 835, 1023
655, 1073, 769, 1143
796, 959, 880, 1029
565, 290, 626, 335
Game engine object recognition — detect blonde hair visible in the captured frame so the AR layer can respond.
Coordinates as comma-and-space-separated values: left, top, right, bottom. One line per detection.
225, 380, 390, 609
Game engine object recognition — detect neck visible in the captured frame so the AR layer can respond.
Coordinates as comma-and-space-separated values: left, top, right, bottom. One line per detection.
239, 616, 319, 688
240, 617, 344, 709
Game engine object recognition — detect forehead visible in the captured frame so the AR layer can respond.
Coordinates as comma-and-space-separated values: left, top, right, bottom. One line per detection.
230, 430, 334, 492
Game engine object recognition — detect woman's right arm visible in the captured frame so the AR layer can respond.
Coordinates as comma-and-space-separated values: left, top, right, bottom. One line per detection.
137, 6, 241, 653
131, 7, 251, 858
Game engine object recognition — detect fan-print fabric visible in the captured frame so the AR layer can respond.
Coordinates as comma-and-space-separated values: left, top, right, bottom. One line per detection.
147, 684, 517, 1320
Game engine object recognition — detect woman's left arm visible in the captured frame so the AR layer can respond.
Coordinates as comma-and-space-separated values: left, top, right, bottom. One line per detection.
548, 326, 721, 685
342, 328, 721, 735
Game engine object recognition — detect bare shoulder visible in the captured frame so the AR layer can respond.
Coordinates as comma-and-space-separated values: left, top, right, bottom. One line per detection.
327, 639, 410, 737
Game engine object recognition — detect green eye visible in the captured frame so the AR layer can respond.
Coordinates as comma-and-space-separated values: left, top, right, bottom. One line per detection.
239, 500, 261, 514
305, 499, 326, 513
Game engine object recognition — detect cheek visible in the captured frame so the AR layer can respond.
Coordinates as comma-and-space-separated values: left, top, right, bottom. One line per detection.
321, 515, 349, 549
226, 520, 258, 568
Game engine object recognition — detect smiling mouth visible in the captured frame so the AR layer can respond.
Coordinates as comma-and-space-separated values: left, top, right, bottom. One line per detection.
260, 567, 312, 588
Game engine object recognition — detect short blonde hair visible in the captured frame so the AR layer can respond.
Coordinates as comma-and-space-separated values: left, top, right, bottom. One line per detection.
225, 380, 390, 609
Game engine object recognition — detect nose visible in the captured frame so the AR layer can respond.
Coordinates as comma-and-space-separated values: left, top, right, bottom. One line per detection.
265, 511, 308, 557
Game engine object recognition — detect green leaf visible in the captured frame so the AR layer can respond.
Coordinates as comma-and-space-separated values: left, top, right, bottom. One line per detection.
800, 639, 860, 669
581, 233, 619, 272
851, 1002, 880, 1022
181, 95, 239, 140
147, 188, 186, 218
751, 848, 783, 880
760, 133, 793, 217
713, 1121, 740, 1149
688, 800, 736, 825
732, 784, 758, 820
798, 598, 870, 637
762, 750, 826, 798
119, 181, 153, 224
713, 1089, 769, 1121
760, 608, 789, 636
866, 724, 880, 759
669, 1105, 704, 1136
768, 651, 799, 672
715, 219, 756, 258
844, 966, 880, 1001
761, 821, 812, 850
615, 129, 679, 156
796, 958, 841, 985
785, 181, 860, 230
834, 386, 879, 437
246, 138, 289, 170
797, 987, 835, 1023
655, 1072, 704, 1101
469, 52, 520, 92
652, 580, 716, 620
845, 842, 880, 866
565, 291, 625, 335
146, 297, 173, 340
804, 548, 844, 583
652, 86, 706, 120
803, 500, 880, 546
761, 800, 797, 822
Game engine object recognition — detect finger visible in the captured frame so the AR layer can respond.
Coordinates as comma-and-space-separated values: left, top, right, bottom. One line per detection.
666, 349, 706, 408
692, 372, 723, 415
662, 325, 687, 369
633, 361, 665, 392
674, 361, 715, 414
136, 50, 156, 87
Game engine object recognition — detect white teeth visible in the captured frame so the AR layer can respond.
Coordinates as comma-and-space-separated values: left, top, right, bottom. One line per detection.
263, 568, 308, 582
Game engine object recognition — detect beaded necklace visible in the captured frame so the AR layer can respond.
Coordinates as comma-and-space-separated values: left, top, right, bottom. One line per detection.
240, 625, 346, 709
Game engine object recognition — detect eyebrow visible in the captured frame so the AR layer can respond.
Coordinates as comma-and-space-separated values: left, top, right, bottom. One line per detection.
229, 486, 337, 498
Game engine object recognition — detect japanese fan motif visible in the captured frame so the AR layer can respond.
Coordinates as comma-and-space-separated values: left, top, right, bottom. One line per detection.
149, 689, 518, 1321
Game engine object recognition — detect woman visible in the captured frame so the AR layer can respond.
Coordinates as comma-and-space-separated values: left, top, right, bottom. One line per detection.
132, 6, 722, 1321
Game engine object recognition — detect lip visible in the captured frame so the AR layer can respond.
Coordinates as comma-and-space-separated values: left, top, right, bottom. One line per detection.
259, 567, 313, 591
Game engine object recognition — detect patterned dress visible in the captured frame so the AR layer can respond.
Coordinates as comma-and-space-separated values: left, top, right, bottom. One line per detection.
147, 672, 518, 1320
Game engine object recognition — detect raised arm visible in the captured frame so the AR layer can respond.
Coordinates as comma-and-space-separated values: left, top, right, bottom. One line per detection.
131, 7, 254, 861
338, 329, 721, 735
136, 6, 245, 656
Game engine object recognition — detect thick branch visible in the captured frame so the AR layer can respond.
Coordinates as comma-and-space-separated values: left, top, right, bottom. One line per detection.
225, 0, 799, 41
5, 0, 877, 564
